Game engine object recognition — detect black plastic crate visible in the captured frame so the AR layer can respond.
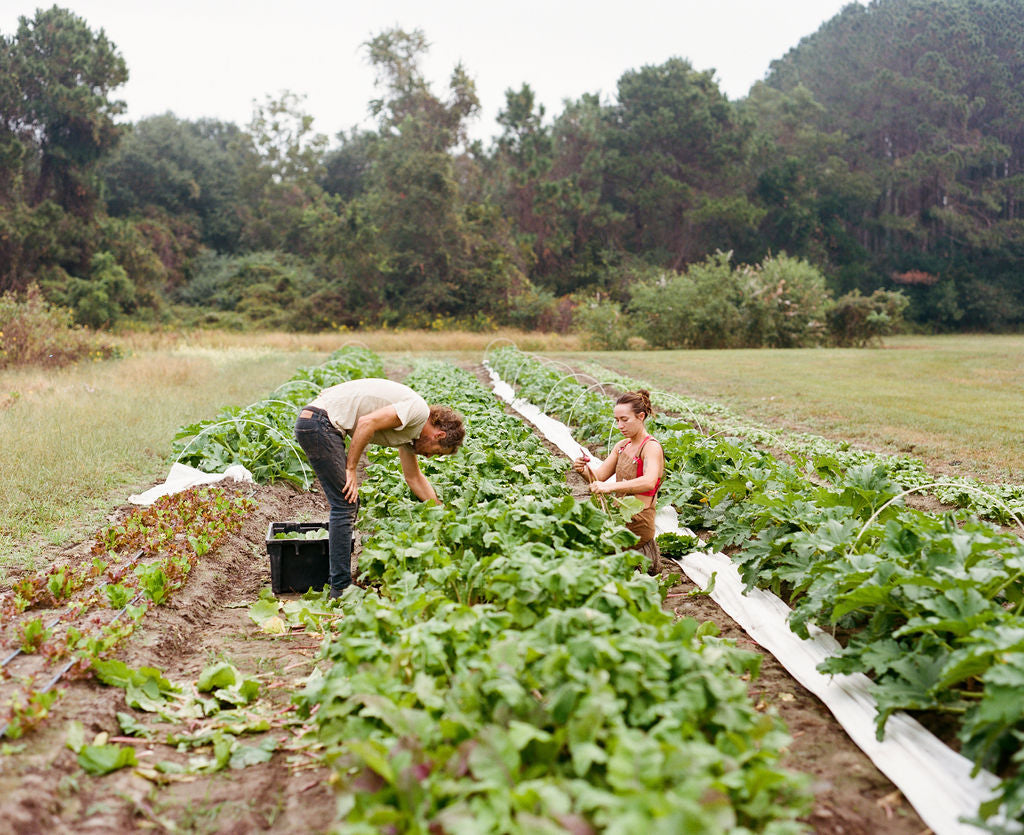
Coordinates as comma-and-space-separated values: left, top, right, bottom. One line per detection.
266, 521, 330, 594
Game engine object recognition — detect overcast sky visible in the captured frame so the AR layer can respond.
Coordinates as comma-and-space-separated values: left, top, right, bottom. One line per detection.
2, 0, 862, 144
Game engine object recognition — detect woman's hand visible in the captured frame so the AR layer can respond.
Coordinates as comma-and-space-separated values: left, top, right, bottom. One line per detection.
589, 481, 613, 495
572, 454, 596, 483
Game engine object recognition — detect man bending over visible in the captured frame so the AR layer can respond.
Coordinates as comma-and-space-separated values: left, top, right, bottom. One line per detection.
294, 378, 464, 597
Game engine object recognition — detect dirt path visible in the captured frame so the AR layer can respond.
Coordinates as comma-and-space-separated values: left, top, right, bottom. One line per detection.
0, 359, 932, 834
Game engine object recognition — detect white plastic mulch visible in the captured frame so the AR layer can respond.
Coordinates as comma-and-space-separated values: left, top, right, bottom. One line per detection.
128, 463, 253, 506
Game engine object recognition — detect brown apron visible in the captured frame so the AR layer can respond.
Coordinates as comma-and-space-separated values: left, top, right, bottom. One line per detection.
614, 441, 662, 572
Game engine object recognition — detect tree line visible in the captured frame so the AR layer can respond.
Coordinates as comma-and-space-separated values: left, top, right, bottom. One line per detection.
1, 0, 1022, 343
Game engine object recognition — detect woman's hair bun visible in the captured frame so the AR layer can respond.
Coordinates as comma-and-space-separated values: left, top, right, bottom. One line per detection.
616, 389, 654, 419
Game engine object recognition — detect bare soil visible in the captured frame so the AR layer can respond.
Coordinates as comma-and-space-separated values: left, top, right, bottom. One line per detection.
0, 361, 933, 834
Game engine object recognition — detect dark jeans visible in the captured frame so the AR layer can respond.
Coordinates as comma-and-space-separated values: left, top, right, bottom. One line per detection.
294, 407, 357, 592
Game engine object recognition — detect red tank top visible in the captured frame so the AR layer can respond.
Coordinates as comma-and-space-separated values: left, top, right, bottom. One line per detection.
618, 435, 661, 497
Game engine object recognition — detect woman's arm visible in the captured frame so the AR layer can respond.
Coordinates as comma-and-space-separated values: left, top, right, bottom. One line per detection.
591, 441, 663, 496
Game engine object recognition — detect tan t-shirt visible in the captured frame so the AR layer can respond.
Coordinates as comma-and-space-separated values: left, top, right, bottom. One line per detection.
310, 379, 429, 448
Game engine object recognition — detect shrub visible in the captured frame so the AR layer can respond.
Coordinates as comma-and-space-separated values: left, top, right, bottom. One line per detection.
740, 254, 830, 347
504, 286, 559, 331
827, 289, 908, 347
628, 252, 832, 349
0, 284, 119, 368
572, 293, 632, 349
628, 252, 745, 349
175, 250, 319, 329
64, 252, 137, 329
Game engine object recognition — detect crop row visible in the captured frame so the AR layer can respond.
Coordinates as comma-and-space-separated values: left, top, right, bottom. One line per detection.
488, 346, 1024, 825
291, 360, 811, 833
173, 345, 382, 488
569, 355, 1024, 525
1, 346, 386, 769
0, 486, 253, 740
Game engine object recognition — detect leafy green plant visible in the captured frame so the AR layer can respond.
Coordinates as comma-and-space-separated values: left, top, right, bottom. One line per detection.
90, 659, 284, 775
656, 531, 700, 558
196, 662, 260, 707
279, 360, 811, 832
2, 687, 60, 739
46, 567, 79, 602
104, 583, 132, 609
134, 563, 169, 606
272, 529, 328, 540
66, 722, 139, 775
78, 743, 138, 776
17, 618, 51, 653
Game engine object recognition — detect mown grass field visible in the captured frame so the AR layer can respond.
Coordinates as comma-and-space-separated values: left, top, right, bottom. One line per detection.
2, 330, 1020, 577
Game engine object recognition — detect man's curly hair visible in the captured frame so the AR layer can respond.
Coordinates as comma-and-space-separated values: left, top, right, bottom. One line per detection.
428, 405, 466, 452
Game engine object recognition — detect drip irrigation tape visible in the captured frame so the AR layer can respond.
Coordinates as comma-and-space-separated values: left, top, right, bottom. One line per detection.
37, 588, 146, 700
0, 557, 147, 740
1, 551, 146, 672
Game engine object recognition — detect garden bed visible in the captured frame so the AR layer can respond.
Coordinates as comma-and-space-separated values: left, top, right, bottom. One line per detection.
0, 357, 932, 833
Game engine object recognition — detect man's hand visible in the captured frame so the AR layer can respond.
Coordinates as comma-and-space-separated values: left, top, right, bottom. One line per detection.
342, 467, 360, 503
399, 445, 440, 503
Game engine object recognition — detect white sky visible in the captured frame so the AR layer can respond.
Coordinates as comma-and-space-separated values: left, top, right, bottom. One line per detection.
1, 0, 862, 145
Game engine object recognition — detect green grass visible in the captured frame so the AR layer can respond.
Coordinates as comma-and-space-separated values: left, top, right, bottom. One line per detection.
553, 334, 1024, 485
0, 343, 326, 576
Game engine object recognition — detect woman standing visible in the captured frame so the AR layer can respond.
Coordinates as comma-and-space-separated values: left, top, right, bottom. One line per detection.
573, 390, 665, 572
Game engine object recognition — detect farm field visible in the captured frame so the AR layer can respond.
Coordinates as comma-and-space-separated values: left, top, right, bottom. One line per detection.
0, 329, 575, 574
4, 331, 1017, 573
556, 334, 1024, 485
0, 460, 922, 833
1, 331, 1020, 832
